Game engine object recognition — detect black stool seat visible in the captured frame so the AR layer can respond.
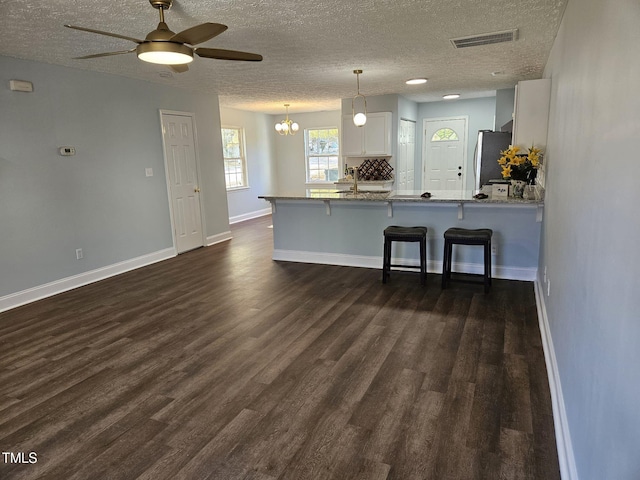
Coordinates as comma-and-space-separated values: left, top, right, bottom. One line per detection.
384, 226, 428, 240
383, 226, 428, 285
442, 227, 493, 293
444, 228, 493, 243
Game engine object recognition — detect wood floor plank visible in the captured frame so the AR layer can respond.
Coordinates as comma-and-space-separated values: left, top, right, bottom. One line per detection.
0, 215, 560, 480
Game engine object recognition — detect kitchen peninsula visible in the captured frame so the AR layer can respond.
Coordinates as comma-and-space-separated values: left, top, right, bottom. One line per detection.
259, 190, 544, 281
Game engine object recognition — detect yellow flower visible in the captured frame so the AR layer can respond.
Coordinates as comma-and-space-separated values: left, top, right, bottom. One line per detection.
498, 156, 508, 165
501, 164, 512, 178
500, 146, 520, 157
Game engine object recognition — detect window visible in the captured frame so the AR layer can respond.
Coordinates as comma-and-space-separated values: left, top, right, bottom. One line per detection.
431, 128, 459, 141
221, 127, 248, 190
305, 128, 340, 183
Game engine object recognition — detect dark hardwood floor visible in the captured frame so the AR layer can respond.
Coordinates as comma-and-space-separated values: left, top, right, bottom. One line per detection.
0, 215, 560, 479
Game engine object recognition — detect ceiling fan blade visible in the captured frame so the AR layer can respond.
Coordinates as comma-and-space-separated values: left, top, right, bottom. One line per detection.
169, 64, 189, 73
73, 48, 137, 60
65, 24, 143, 44
195, 48, 263, 62
170, 22, 228, 45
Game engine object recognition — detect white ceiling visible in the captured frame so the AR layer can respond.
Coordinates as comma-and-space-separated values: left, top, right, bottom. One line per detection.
0, 0, 567, 115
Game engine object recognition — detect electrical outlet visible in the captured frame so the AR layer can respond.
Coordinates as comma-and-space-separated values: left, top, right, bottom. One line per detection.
491, 243, 497, 255
547, 278, 551, 296
76, 248, 83, 260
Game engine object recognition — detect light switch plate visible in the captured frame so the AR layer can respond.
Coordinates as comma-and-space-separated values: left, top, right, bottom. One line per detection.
58, 146, 76, 156
9, 79, 33, 92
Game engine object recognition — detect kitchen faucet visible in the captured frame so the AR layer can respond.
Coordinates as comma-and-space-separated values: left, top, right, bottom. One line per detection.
351, 166, 359, 194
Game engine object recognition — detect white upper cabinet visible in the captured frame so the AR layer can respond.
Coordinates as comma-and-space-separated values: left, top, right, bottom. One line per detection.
342, 112, 392, 156
512, 79, 551, 150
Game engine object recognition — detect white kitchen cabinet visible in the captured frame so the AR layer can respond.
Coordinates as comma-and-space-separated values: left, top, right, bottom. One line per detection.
342, 112, 392, 156
512, 79, 551, 150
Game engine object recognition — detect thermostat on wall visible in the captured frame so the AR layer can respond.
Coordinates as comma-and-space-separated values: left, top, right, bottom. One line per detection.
58, 146, 76, 156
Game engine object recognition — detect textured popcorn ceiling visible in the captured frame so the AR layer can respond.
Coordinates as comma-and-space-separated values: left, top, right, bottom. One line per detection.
0, 0, 567, 114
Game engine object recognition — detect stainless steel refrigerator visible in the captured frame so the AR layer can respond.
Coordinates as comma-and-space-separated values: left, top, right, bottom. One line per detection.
474, 130, 512, 190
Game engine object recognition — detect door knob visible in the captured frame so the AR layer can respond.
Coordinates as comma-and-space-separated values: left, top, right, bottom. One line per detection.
458, 172, 462, 177
194, 187, 201, 193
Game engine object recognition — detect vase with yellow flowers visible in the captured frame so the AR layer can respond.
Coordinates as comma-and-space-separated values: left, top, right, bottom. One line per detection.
498, 145, 542, 197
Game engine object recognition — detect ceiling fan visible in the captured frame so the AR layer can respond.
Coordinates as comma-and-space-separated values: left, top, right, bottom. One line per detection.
65, 0, 262, 73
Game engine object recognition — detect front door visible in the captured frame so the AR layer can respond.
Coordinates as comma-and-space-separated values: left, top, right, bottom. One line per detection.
423, 117, 467, 193
161, 111, 204, 254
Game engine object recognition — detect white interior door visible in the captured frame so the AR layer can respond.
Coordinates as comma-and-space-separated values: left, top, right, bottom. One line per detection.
423, 117, 467, 193
396, 119, 416, 191
161, 112, 204, 254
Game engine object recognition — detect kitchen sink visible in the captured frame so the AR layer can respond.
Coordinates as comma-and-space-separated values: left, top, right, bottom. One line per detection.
336, 189, 391, 194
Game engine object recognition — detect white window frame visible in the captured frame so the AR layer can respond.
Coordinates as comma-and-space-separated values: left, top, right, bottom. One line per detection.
221, 126, 249, 191
304, 126, 340, 185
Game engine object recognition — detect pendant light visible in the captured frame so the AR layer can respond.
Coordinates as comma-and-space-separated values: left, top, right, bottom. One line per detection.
352, 69, 367, 127
275, 104, 299, 135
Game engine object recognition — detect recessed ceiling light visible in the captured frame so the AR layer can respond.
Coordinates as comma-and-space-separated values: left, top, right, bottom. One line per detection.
406, 78, 428, 85
443, 94, 460, 100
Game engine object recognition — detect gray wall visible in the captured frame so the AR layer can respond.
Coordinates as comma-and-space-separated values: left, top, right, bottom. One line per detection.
272, 201, 541, 279
272, 110, 342, 193
398, 95, 419, 123
417, 97, 496, 190
541, 0, 640, 478
219, 107, 277, 220
495, 88, 515, 130
0, 56, 229, 299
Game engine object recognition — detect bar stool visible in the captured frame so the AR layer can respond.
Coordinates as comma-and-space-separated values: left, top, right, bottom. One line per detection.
382, 226, 428, 285
442, 227, 493, 293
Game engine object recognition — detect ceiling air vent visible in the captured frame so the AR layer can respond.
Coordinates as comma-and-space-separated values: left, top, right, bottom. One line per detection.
450, 29, 518, 49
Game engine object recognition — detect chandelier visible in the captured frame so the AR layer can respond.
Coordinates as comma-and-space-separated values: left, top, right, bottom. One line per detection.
352, 69, 367, 127
275, 104, 299, 135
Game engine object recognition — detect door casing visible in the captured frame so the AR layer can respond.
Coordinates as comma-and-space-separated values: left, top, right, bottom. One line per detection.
159, 110, 206, 254
422, 116, 469, 193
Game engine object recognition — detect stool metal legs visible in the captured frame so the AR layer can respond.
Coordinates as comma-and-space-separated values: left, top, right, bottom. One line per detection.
382, 237, 392, 284
441, 239, 452, 288
441, 239, 492, 293
484, 239, 492, 293
382, 236, 426, 285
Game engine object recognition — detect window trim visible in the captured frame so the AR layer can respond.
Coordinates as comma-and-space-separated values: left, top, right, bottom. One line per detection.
221, 125, 249, 191
304, 126, 340, 185
431, 127, 459, 142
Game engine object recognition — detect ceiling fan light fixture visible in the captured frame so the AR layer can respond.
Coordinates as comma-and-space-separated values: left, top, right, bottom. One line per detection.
352, 69, 367, 127
137, 42, 193, 65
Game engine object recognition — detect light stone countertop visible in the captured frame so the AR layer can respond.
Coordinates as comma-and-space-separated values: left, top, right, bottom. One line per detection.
259, 189, 543, 205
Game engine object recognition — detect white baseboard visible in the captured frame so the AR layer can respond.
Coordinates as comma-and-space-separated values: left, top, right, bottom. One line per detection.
273, 249, 382, 269
272, 249, 536, 281
229, 208, 271, 225
0, 248, 176, 313
534, 279, 578, 480
207, 230, 233, 246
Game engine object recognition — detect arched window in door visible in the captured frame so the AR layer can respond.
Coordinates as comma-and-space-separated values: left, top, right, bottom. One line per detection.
431, 128, 459, 142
